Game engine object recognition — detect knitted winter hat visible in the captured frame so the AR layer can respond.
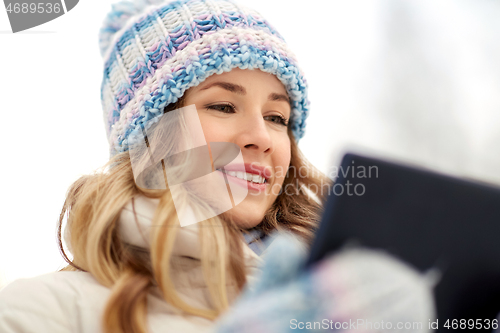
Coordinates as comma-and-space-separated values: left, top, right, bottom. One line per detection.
99, 0, 310, 158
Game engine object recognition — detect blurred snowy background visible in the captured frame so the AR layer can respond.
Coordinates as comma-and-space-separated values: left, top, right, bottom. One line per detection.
1, 0, 500, 287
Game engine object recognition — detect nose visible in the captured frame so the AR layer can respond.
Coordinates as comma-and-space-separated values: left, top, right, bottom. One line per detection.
235, 109, 273, 155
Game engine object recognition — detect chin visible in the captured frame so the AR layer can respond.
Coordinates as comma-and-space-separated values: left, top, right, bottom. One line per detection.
220, 208, 264, 229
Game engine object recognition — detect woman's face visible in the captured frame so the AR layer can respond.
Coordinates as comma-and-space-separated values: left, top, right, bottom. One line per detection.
183, 68, 291, 229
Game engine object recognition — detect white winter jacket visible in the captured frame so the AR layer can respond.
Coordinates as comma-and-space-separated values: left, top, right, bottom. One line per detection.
0, 195, 266, 333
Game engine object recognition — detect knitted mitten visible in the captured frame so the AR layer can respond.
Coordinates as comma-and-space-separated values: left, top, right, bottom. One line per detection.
215, 231, 436, 333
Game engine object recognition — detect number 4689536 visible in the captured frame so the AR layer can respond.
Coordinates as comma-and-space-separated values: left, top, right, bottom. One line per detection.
444, 319, 498, 330
6, 3, 61, 14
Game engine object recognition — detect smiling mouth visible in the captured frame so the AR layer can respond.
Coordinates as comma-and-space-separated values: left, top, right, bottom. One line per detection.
216, 168, 267, 184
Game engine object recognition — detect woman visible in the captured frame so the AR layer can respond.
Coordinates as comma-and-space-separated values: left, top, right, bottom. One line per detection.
0, 0, 435, 332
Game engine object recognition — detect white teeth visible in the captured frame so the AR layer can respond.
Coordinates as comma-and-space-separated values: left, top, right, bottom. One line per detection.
217, 169, 266, 184
252, 174, 261, 183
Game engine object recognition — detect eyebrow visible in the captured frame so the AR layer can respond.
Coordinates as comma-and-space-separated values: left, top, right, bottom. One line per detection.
199, 81, 291, 106
268, 92, 290, 104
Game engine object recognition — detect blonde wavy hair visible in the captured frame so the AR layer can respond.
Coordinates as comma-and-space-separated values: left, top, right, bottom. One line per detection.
57, 96, 332, 333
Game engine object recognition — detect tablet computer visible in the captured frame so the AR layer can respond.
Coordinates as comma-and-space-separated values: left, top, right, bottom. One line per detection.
306, 153, 500, 325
